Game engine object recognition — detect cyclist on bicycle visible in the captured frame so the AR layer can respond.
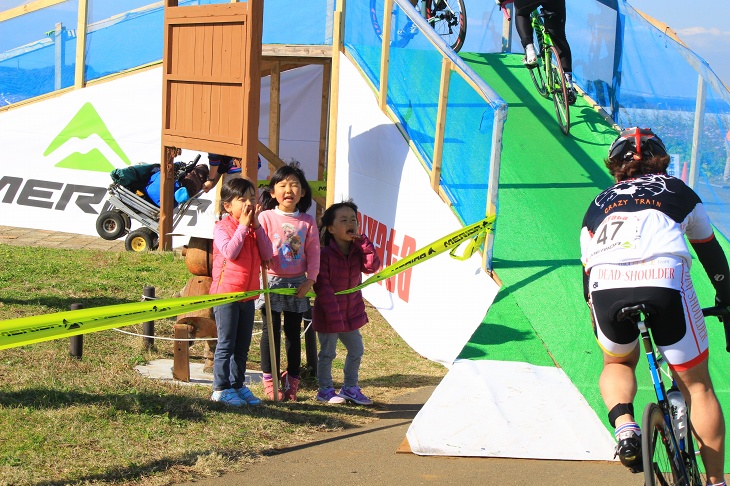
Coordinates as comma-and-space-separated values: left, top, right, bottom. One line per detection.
497, 0, 576, 104
580, 127, 729, 484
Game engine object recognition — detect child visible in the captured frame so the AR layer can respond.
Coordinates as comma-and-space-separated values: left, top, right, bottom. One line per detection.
258, 162, 320, 401
312, 200, 380, 405
209, 178, 273, 406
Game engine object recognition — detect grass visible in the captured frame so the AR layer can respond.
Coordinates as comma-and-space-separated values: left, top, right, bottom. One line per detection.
0, 244, 445, 485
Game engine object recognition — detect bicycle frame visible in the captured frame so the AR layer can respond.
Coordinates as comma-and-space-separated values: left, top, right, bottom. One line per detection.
526, 8, 570, 135
633, 312, 690, 479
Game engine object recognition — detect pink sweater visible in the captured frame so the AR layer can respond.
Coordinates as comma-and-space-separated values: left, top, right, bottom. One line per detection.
258, 208, 320, 280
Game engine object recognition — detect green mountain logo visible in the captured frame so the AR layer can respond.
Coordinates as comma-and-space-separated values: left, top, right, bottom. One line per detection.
44, 102, 132, 172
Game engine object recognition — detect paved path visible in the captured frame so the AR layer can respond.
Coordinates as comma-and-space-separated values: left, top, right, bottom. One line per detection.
0, 225, 127, 251
182, 386, 638, 486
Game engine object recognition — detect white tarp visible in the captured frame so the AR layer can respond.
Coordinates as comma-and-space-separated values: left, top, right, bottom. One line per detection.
0, 65, 325, 245
407, 359, 618, 460
335, 55, 500, 366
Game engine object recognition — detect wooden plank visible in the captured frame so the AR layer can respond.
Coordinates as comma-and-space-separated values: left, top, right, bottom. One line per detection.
0, 0, 66, 22
430, 58, 451, 191
268, 61, 281, 175
325, 9, 344, 207
74, 0, 88, 89
318, 63, 330, 183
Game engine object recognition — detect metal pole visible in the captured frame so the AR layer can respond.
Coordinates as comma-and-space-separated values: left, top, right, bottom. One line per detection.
54, 22, 63, 90
70, 303, 83, 359
142, 286, 156, 350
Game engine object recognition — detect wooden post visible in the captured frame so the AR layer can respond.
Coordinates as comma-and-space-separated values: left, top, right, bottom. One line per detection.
158, 146, 177, 251
142, 286, 156, 350
54, 22, 63, 90
69, 303, 83, 359
325, 3, 344, 207
430, 58, 452, 191
378, 0, 393, 112
261, 265, 279, 401
172, 323, 192, 382
74, 0, 88, 89
269, 61, 281, 175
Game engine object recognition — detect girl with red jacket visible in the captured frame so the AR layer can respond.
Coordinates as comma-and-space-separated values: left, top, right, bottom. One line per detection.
209, 178, 273, 407
313, 200, 380, 405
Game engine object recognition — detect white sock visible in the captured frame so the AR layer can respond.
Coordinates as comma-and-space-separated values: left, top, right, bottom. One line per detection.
564, 72, 573, 88
525, 44, 536, 61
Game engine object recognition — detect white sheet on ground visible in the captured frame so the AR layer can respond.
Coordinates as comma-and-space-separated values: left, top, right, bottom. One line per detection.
406, 359, 617, 461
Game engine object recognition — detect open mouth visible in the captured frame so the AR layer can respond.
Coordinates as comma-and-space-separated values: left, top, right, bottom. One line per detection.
346, 229, 355, 235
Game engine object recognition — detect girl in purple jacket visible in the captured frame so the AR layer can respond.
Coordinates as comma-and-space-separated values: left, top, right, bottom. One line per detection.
313, 200, 380, 405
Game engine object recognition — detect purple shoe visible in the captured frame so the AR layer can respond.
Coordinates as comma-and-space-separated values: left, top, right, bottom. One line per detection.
316, 387, 345, 404
338, 386, 373, 406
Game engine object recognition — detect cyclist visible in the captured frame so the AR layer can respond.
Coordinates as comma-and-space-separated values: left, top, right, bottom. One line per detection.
497, 0, 576, 104
580, 127, 729, 484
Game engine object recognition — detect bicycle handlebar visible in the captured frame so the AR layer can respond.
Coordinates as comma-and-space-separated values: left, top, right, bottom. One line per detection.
702, 305, 730, 352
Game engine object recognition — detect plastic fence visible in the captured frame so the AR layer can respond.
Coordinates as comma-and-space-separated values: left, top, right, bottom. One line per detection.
346, 0, 506, 232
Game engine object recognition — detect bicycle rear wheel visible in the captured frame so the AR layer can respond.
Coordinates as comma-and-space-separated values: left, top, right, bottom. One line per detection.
642, 403, 681, 486
547, 46, 570, 135
426, 0, 467, 52
370, 0, 414, 48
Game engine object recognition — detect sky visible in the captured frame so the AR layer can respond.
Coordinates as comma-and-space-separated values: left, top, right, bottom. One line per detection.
625, 0, 730, 87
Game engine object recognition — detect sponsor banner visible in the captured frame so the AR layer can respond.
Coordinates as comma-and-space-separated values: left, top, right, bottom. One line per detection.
0, 65, 325, 244
335, 56, 500, 366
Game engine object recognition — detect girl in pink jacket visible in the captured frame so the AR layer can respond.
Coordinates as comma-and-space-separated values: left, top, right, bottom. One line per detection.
313, 200, 380, 405
210, 178, 273, 407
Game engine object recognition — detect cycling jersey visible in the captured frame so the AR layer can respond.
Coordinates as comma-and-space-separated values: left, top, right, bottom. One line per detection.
580, 173, 729, 370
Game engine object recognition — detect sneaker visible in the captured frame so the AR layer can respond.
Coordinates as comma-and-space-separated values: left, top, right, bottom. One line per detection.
523, 44, 538, 68
338, 386, 373, 406
211, 388, 244, 407
615, 432, 643, 473
234, 385, 262, 406
567, 87, 577, 105
316, 387, 346, 404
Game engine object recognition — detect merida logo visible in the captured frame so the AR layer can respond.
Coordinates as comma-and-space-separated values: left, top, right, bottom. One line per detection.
43, 102, 132, 172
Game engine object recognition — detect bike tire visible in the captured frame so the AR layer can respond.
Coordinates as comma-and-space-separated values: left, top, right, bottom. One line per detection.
370, 0, 413, 49
548, 45, 570, 136
426, 0, 467, 52
683, 416, 703, 486
529, 53, 548, 98
642, 403, 682, 486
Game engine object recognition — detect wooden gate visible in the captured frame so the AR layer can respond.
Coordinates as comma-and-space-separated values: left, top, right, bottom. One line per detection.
159, 0, 262, 249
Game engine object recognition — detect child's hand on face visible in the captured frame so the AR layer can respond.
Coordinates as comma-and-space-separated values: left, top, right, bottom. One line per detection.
295, 279, 315, 298
239, 200, 256, 228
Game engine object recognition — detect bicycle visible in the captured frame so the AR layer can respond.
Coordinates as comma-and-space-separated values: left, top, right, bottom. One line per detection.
617, 303, 730, 486
370, 0, 467, 53
524, 7, 570, 135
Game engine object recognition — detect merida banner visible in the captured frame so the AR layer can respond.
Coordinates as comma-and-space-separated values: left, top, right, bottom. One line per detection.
0, 65, 325, 243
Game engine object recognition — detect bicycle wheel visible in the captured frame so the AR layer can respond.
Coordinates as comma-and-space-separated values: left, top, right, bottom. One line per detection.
642, 403, 681, 486
683, 417, 703, 486
426, 0, 467, 52
529, 50, 548, 98
547, 45, 570, 135
370, 0, 414, 48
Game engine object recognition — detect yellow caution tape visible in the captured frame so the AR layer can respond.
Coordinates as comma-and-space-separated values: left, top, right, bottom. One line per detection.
0, 215, 495, 350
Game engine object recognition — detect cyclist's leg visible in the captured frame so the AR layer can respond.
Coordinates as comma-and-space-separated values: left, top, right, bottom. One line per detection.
540, 0, 572, 73
599, 346, 640, 426
675, 362, 725, 485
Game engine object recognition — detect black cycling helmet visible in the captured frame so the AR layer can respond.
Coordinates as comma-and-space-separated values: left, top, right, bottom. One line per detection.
608, 127, 668, 162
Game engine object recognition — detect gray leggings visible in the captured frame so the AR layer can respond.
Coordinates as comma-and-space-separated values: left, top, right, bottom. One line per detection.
316, 329, 364, 390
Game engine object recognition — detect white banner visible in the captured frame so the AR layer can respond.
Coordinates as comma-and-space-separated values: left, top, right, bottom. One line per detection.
0, 65, 324, 245
335, 55, 500, 366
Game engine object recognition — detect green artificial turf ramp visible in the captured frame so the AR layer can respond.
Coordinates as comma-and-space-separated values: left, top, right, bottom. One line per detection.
458, 53, 730, 467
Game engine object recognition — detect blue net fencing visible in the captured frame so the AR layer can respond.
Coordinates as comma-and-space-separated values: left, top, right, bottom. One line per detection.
0, 0, 335, 105
346, 0, 506, 232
